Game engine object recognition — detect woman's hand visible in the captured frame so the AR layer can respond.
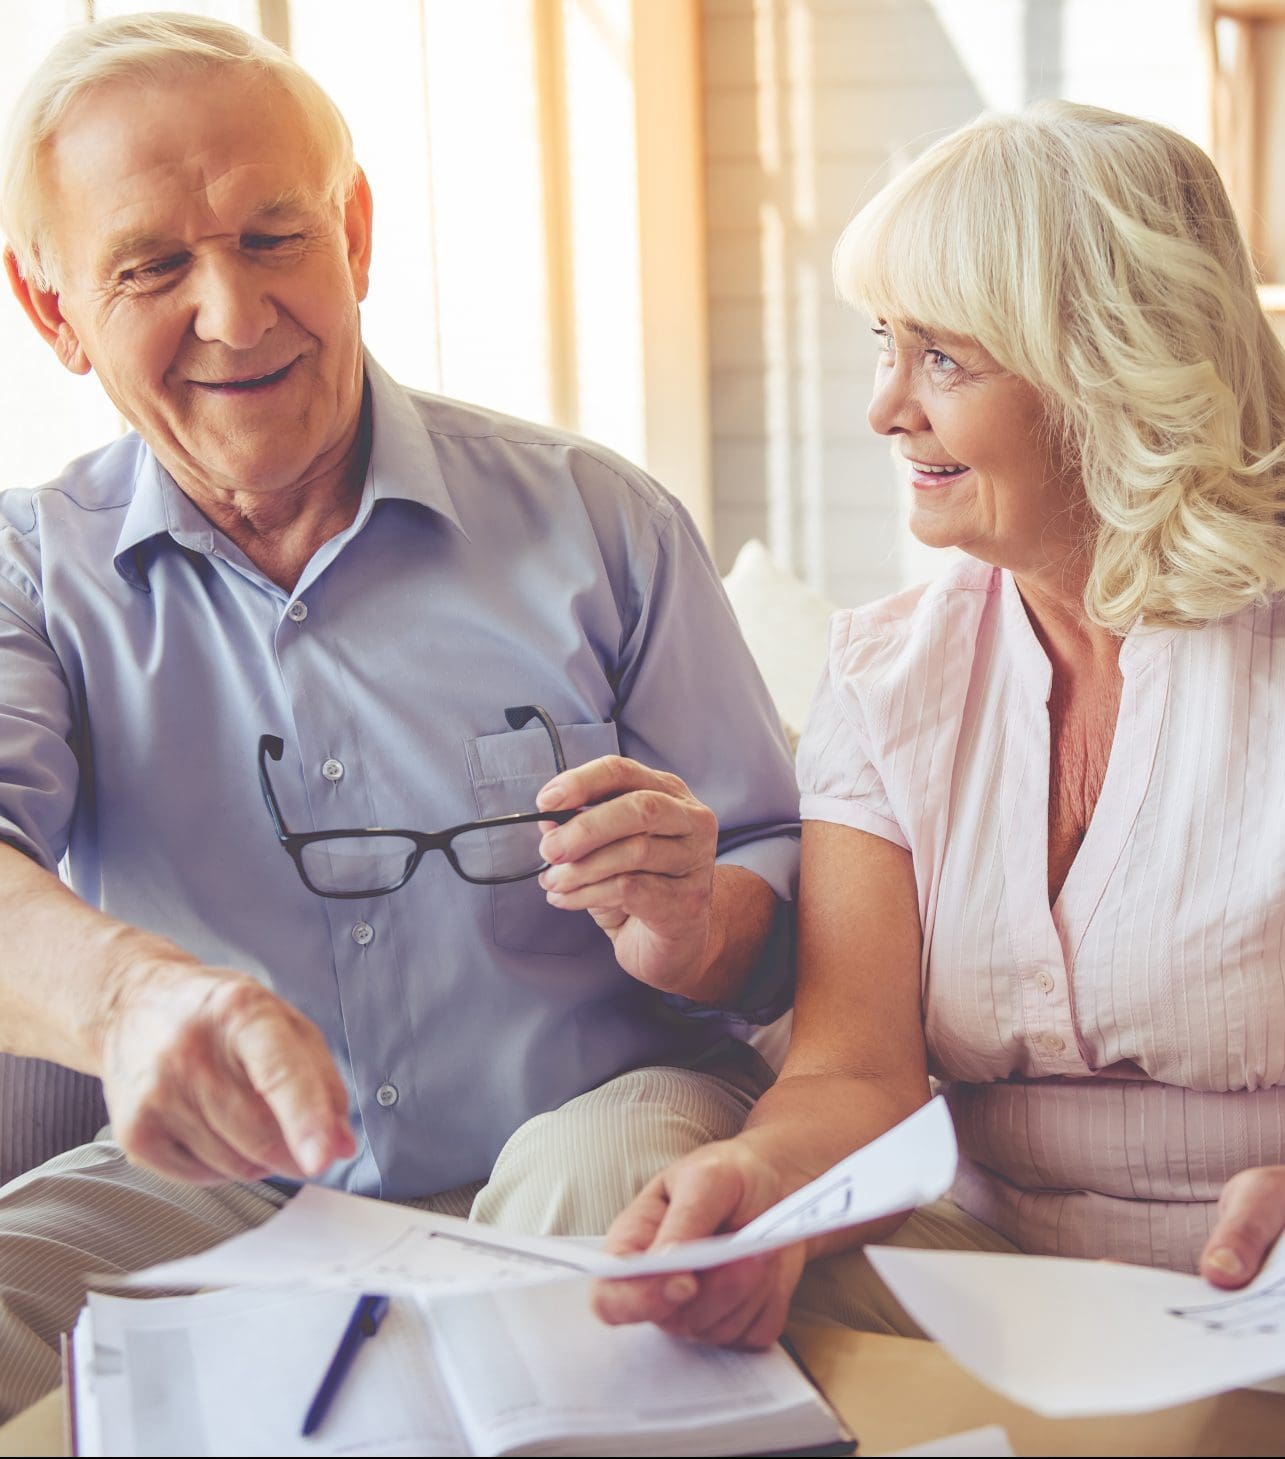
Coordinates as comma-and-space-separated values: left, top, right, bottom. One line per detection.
1199, 1166, 1285, 1288
589, 1138, 807, 1349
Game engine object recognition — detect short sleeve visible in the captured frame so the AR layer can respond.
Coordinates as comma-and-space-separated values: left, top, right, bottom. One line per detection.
796, 611, 909, 850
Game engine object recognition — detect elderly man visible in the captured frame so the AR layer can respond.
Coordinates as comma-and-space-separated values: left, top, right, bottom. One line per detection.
0, 13, 797, 1417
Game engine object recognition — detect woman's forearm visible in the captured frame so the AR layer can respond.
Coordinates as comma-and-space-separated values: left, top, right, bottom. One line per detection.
735, 1067, 934, 1257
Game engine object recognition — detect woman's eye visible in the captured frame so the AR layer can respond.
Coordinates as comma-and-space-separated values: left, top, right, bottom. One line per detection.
927, 349, 959, 372
870, 326, 893, 352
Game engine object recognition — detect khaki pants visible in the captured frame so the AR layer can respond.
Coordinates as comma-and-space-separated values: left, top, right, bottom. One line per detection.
793, 1197, 1020, 1338
0, 1053, 767, 1420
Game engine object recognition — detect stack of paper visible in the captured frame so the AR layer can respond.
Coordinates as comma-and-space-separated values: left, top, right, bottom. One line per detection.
71, 1282, 854, 1457
110, 1097, 960, 1296
73, 1098, 960, 1456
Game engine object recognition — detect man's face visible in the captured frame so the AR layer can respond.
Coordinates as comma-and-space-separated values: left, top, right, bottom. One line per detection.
32, 68, 371, 499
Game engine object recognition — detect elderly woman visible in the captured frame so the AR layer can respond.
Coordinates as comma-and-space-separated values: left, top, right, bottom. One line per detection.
593, 99, 1285, 1347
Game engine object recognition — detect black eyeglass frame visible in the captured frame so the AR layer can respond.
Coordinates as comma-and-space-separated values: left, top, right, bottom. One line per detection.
257, 704, 580, 899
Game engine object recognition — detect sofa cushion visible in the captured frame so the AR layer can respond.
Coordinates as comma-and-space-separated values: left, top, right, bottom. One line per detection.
722, 539, 838, 750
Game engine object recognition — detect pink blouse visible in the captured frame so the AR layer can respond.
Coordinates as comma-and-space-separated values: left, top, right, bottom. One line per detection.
796, 557, 1285, 1272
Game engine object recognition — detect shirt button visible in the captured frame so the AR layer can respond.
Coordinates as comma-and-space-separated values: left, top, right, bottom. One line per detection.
321, 758, 345, 782
1035, 971, 1056, 994
376, 1083, 398, 1108
1040, 1033, 1066, 1054
351, 922, 374, 947
286, 600, 309, 623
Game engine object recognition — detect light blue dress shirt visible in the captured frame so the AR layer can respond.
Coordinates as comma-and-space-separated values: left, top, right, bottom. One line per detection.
0, 356, 799, 1198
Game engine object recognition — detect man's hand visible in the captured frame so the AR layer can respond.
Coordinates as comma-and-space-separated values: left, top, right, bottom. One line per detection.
1199, 1166, 1285, 1288
97, 957, 356, 1185
590, 1138, 806, 1348
536, 756, 722, 994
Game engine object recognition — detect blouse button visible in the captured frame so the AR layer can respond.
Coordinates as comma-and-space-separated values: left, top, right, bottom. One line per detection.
1035, 970, 1056, 994
1040, 1032, 1066, 1054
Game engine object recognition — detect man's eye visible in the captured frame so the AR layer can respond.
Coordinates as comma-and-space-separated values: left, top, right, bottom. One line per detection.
244, 233, 303, 251
121, 256, 186, 285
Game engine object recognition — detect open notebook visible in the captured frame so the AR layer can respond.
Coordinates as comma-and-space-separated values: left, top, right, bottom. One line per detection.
69, 1280, 854, 1458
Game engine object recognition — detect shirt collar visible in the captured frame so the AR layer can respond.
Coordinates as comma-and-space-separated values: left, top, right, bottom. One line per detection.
999, 566, 1177, 700
113, 350, 466, 590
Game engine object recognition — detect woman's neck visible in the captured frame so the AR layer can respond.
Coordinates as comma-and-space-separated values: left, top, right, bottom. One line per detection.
1012, 565, 1121, 680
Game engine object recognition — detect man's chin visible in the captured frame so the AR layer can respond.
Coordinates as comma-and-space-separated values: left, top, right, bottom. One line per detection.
174, 443, 320, 497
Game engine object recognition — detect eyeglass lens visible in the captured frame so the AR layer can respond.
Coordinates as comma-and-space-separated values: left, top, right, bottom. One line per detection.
449, 819, 547, 882
301, 835, 419, 895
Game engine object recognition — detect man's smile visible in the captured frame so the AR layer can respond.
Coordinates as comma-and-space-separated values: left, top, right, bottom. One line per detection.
191, 358, 297, 392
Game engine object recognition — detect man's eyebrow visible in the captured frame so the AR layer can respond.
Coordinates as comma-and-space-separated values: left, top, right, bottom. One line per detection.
101, 191, 321, 272
243, 188, 319, 222
102, 231, 178, 273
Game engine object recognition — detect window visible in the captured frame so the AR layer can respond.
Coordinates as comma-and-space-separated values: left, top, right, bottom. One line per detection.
1, 1, 711, 528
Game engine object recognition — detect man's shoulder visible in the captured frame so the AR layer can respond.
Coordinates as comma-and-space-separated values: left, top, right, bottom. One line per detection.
1, 434, 143, 538
402, 386, 678, 523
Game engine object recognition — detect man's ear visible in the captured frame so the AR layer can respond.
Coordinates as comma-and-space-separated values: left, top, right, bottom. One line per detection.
344, 168, 374, 304
4, 248, 91, 375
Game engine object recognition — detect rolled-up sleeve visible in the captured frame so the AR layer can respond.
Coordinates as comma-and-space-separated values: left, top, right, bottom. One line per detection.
612, 498, 800, 902
0, 566, 78, 872
797, 611, 909, 850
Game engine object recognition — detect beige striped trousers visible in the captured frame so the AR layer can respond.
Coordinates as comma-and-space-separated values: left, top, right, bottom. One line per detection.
0, 1053, 768, 1421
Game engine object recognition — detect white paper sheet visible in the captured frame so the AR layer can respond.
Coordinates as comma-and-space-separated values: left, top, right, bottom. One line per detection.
112, 1096, 956, 1294
868, 1237, 1285, 1417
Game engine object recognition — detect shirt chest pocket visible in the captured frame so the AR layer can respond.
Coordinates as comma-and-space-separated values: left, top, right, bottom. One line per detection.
464, 719, 621, 957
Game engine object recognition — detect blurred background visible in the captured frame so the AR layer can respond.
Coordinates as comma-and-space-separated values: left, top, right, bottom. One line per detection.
0, 0, 1276, 606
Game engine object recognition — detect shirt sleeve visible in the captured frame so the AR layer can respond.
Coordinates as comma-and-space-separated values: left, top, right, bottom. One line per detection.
796, 610, 910, 850
0, 564, 79, 872
612, 498, 801, 903
606, 489, 800, 1025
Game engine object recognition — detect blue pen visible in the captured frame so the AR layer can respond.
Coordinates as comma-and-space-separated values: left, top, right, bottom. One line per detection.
301, 1293, 391, 1437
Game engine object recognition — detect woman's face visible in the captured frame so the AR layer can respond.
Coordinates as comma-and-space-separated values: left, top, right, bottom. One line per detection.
867, 318, 1086, 579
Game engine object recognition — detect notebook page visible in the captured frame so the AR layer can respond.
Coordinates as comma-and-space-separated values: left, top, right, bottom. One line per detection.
80, 1288, 468, 1456
423, 1280, 841, 1457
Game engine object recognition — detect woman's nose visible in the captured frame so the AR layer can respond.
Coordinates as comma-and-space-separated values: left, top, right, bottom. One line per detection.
868, 359, 929, 437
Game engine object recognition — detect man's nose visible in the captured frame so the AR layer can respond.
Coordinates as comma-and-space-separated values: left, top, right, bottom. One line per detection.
190, 256, 279, 350
867, 359, 928, 437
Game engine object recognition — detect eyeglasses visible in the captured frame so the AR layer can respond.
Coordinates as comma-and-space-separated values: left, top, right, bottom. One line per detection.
258, 705, 580, 899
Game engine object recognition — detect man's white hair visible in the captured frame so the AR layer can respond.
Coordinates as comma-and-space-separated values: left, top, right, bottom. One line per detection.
0, 11, 357, 291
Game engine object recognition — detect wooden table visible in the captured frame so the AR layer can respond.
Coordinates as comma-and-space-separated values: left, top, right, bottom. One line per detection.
4, 1318, 1283, 1456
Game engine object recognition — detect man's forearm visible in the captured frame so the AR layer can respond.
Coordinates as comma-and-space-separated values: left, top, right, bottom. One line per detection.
0, 842, 195, 1072
687, 865, 785, 1007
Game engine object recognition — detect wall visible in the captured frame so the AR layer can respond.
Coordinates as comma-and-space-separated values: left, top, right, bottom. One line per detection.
701, 0, 1209, 605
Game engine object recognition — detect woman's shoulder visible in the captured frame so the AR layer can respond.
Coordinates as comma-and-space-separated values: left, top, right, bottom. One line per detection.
826, 555, 999, 690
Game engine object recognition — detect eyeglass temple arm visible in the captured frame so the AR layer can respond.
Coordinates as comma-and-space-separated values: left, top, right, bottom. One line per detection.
257, 734, 291, 842
504, 705, 567, 775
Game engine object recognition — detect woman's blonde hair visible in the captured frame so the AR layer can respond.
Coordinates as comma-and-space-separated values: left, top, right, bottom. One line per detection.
834, 100, 1285, 630
1, 11, 356, 292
